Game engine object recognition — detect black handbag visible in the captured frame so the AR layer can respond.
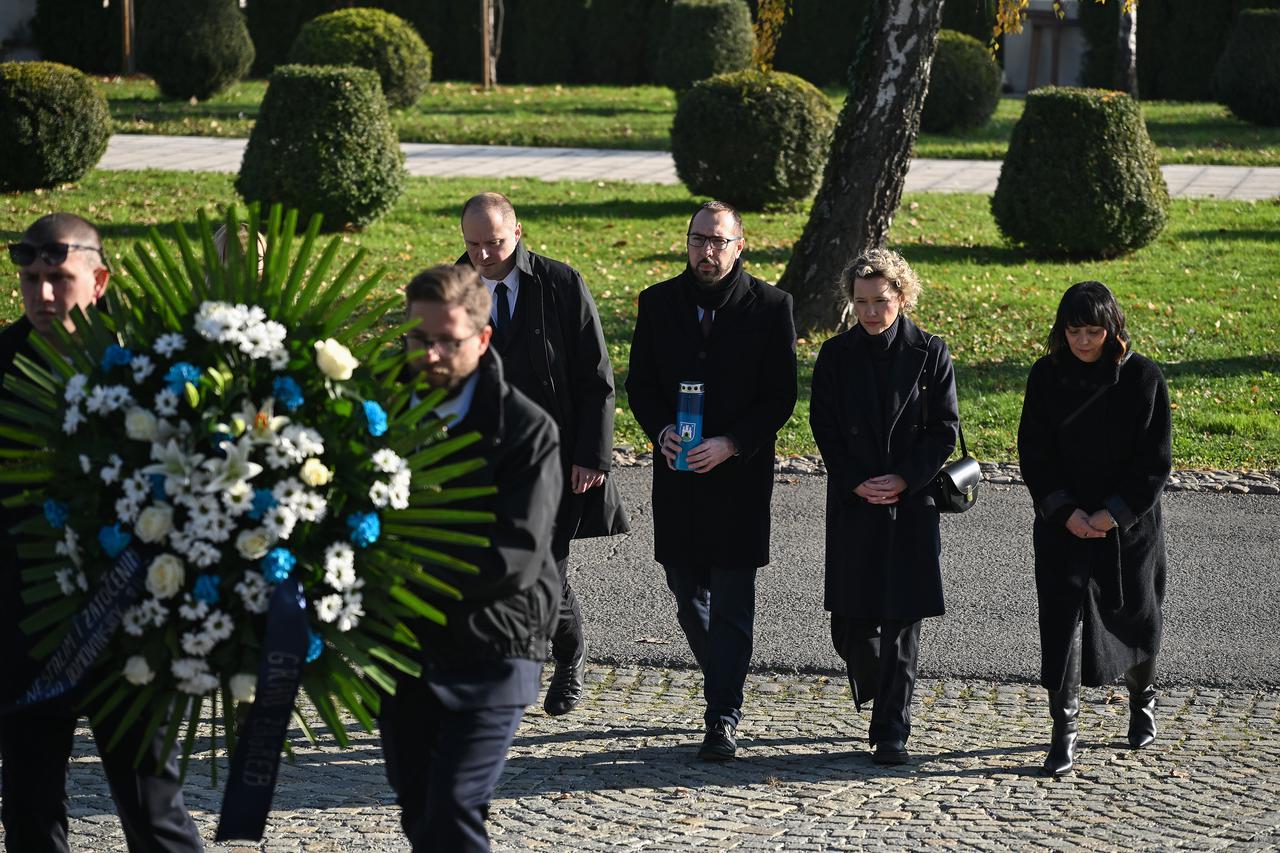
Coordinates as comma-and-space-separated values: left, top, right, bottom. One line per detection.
933, 424, 981, 513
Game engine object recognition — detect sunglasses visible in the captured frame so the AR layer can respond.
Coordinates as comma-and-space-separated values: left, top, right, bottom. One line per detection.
8, 241, 109, 269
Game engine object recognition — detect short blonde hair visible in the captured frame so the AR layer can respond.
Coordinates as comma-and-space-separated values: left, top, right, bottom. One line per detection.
212, 224, 268, 274
841, 248, 921, 313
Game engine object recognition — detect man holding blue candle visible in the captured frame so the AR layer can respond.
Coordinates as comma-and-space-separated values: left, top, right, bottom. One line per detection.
626, 201, 798, 760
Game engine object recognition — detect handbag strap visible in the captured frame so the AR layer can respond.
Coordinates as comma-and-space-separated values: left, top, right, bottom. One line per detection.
1059, 382, 1110, 430
921, 334, 967, 460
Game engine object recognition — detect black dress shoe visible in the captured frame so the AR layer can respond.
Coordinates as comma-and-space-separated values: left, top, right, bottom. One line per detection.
872, 740, 910, 765
543, 644, 586, 717
697, 722, 737, 761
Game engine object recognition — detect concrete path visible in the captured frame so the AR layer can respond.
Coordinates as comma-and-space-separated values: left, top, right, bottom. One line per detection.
98, 134, 1280, 200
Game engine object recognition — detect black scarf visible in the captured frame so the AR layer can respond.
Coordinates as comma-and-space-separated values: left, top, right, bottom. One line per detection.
681, 258, 744, 312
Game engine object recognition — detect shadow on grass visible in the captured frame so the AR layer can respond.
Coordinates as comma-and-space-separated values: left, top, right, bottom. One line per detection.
0, 221, 205, 244
1171, 229, 1280, 243
423, 198, 695, 222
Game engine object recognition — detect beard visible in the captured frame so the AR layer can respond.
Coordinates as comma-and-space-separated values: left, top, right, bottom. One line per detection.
691, 257, 724, 284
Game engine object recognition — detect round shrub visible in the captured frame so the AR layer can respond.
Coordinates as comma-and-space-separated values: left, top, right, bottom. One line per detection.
290, 8, 431, 109
236, 65, 405, 230
671, 70, 837, 210
656, 0, 754, 90
0, 61, 110, 191
138, 0, 254, 101
1214, 10, 1280, 127
921, 30, 1001, 133
992, 87, 1168, 258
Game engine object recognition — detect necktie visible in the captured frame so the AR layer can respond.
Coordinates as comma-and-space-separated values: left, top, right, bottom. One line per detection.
700, 307, 714, 339
493, 282, 511, 339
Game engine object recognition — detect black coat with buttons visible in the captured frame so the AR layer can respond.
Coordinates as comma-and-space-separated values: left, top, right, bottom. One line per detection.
458, 242, 629, 560
626, 263, 798, 570
809, 316, 959, 620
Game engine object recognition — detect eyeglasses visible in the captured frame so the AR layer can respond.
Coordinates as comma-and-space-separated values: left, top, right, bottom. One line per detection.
687, 233, 743, 251
8, 241, 108, 268
408, 332, 479, 355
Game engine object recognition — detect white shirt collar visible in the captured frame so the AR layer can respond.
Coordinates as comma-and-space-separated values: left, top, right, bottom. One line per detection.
432, 371, 481, 430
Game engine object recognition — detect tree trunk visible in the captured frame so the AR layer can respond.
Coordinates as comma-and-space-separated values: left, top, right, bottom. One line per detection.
1114, 3, 1138, 98
778, 0, 946, 334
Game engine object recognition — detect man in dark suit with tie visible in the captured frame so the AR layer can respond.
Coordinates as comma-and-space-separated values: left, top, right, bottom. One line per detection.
380, 264, 562, 851
457, 193, 628, 717
625, 200, 798, 760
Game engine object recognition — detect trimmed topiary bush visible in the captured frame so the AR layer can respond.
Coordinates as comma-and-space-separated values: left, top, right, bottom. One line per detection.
992, 87, 1168, 258
671, 69, 836, 210
1214, 9, 1280, 127
920, 30, 1001, 133
656, 0, 754, 90
289, 8, 432, 109
236, 65, 405, 230
138, 0, 254, 101
0, 61, 110, 191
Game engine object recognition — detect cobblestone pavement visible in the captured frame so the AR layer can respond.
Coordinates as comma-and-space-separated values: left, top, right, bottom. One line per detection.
46, 665, 1280, 851
97, 135, 1280, 200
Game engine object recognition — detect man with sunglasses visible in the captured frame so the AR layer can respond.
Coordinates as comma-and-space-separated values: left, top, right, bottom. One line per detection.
626, 200, 798, 761
1, 213, 204, 851
382, 264, 562, 851
456, 192, 628, 719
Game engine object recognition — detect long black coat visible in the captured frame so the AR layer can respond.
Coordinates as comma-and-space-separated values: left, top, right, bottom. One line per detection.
1017, 351, 1171, 690
625, 263, 797, 569
459, 242, 628, 559
809, 317, 959, 620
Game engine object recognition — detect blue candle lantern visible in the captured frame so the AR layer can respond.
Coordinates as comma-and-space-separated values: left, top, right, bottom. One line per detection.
674, 381, 705, 472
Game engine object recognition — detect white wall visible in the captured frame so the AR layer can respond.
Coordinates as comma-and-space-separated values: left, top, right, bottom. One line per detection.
1002, 0, 1088, 94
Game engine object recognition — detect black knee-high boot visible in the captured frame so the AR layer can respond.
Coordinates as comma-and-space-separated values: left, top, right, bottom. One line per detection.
1125, 657, 1157, 749
1044, 622, 1082, 776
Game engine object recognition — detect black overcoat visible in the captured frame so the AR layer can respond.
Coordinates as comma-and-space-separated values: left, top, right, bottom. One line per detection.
625, 263, 797, 570
459, 242, 629, 559
1017, 351, 1172, 690
809, 317, 959, 620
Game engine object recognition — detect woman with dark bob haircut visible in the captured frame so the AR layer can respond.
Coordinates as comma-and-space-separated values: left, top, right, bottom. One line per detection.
1017, 281, 1172, 775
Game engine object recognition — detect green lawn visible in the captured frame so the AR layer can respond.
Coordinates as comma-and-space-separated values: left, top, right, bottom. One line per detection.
3, 171, 1277, 469
99, 78, 1280, 167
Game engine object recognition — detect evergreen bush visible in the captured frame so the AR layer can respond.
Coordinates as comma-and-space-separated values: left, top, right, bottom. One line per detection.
0, 61, 110, 191
670, 69, 836, 210
290, 8, 432, 108
656, 0, 754, 90
138, 0, 254, 101
1214, 9, 1280, 126
920, 30, 1001, 133
991, 87, 1168, 258
236, 65, 405, 230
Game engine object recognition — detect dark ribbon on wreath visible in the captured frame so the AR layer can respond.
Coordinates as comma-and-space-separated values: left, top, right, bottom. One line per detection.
0, 546, 147, 714
216, 576, 308, 841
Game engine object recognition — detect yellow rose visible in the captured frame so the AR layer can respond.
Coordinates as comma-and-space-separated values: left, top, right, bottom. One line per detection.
299, 458, 333, 487
314, 338, 359, 381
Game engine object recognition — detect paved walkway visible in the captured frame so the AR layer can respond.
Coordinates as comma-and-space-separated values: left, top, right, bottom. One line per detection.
56, 666, 1280, 851
98, 134, 1280, 200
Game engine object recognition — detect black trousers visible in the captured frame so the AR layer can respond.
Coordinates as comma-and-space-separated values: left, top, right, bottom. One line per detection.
379, 679, 526, 853
831, 615, 923, 746
550, 556, 584, 665
0, 705, 202, 853
664, 564, 757, 729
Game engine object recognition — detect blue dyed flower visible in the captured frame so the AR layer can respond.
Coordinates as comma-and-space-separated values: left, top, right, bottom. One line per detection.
193, 574, 221, 605
347, 512, 381, 549
247, 488, 277, 521
100, 345, 133, 373
272, 376, 304, 412
363, 400, 388, 437
149, 474, 168, 502
163, 362, 202, 394
306, 630, 324, 664
43, 499, 69, 529
260, 548, 297, 584
98, 524, 132, 559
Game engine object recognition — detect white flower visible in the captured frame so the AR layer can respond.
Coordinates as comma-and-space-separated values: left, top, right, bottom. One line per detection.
64, 374, 89, 404
204, 610, 234, 641
124, 407, 159, 442
296, 492, 327, 523
238, 320, 287, 361
202, 436, 263, 494
180, 630, 217, 656
63, 405, 84, 435
268, 348, 290, 371
195, 301, 236, 342
314, 338, 359, 381
272, 477, 306, 508
242, 398, 289, 444
368, 481, 391, 509
135, 505, 174, 543
142, 439, 206, 497
145, 553, 185, 599
54, 567, 87, 596
222, 481, 254, 516
122, 606, 146, 637
153, 389, 179, 417
153, 333, 186, 358
299, 458, 332, 487
123, 472, 150, 503
323, 543, 356, 590
281, 425, 324, 458
99, 453, 124, 485
171, 658, 208, 681
187, 541, 221, 568
85, 384, 132, 415
229, 673, 257, 704
55, 526, 81, 569
371, 448, 405, 474
138, 596, 168, 627
262, 505, 297, 540
337, 588, 364, 632
123, 656, 155, 686
178, 595, 209, 621
114, 496, 141, 525
130, 354, 155, 384
315, 594, 342, 623
235, 527, 275, 561
235, 571, 270, 614
79, 454, 92, 474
